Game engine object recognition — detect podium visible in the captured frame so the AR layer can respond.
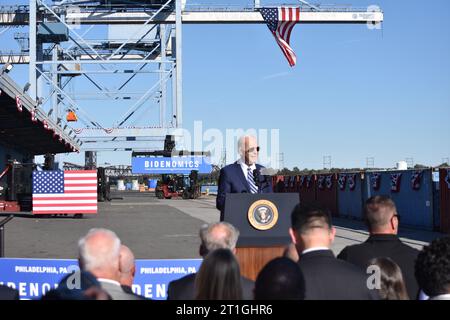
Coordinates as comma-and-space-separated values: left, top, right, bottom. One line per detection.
223, 193, 300, 281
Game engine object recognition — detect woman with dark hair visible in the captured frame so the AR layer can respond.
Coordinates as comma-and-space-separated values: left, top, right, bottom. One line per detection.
195, 248, 243, 300
368, 257, 409, 300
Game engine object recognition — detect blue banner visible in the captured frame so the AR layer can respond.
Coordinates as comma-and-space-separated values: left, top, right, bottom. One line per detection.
132, 157, 212, 174
0, 258, 201, 300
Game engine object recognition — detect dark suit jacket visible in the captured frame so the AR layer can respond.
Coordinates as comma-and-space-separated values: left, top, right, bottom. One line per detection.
0, 285, 19, 300
298, 249, 379, 300
337, 234, 420, 299
167, 273, 254, 300
99, 280, 145, 300
216, 162, 273, 219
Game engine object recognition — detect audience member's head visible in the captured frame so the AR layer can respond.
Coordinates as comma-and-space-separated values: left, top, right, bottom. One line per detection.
119, 245, 136, 288
78, 228, 121, 282
254, 257, 305, 300
42, 270, 110, 300
195, 248, 243, 300
199, 222, 240, 257
283, 243, 299, 262
367, 257, 409, 300
289, 204, 335, 253
415, 236, 450, 299
364, 196, 399, 234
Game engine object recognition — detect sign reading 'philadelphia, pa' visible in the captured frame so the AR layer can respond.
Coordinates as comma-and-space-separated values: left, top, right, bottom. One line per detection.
132, 157, 212, 174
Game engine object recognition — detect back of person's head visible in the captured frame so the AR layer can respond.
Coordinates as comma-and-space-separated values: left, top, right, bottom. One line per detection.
415, 236, 450, 298
199, 222, 240, 257
42, 270, 110, 300
254, 257, 305, 300
78, 228, 121, 281
289, 204, 335, 250
195, 248, 243, 300
119, 245, 136, 287
364, 196, 399, 234
367, 257, 409, 300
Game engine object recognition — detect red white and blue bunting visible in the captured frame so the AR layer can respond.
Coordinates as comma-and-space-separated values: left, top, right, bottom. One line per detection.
30, 108, 37, 122
299, 175, 306, 189
348, 174, 357, 191
306, 175, 313, 189
338, 174, 347, 190
15, 95, 23, 112
411, 171, 422, 190
371, 173, 381, 190
445, 169, 450, 189
390, 173, 402, 192
42, 120, 49, 130
318, 175, 325, 190
325, 175, 333, 190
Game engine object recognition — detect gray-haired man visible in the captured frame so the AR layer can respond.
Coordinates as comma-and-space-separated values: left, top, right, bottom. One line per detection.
167, 222, 254, 300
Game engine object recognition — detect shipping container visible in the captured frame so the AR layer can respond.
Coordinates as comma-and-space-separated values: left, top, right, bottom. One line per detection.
364, 170, 434, 230
316, 174, 339, 217
298, 175, 317, 206
439, 168, 450, 233
337, 172, 364, 220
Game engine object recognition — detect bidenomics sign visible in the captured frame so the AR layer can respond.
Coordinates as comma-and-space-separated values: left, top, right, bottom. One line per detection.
132, 157, 212, 174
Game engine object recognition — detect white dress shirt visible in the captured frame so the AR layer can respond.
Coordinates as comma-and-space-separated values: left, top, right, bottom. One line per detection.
237, 158, 256, 180
301, 247, 330, 255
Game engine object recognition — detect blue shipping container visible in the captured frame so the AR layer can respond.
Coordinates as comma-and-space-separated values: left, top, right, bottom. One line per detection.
337, 173, 364, 220
363, 170, 434, 230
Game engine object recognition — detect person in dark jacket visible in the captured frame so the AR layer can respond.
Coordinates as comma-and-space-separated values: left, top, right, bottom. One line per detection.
0, 285, 19, 300
289, 204, 379, 300
167, 222, 254, 300
337, 195, 420, 299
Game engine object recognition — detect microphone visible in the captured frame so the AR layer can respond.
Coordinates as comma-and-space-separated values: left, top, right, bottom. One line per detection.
253, 168, 261, 192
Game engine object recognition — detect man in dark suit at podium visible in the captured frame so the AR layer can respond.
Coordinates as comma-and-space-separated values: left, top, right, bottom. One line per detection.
216, 135, 272, 220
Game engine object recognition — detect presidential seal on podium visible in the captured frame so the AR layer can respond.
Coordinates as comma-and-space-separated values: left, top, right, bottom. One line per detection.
247, 199, 279, 231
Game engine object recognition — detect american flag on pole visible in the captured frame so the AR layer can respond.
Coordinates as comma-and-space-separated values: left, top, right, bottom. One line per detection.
32, 170, 97, 214
260, 7, 300, 67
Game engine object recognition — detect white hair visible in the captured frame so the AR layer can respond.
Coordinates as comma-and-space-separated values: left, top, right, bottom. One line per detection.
237, 135, 257, 152
200, 222, 240, 254
78, 228, 121, 272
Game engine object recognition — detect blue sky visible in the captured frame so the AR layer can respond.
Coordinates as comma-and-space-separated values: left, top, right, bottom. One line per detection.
1, 0, 450, 169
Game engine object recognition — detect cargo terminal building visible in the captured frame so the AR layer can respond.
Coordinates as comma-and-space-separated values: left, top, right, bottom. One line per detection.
0, 71, 80, 212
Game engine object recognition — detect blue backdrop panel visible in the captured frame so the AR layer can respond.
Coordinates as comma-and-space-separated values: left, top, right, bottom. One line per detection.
337, 173, 363, 220
364, 170, 434, 230
0, 258, 201, 300
132, 157, 212, 174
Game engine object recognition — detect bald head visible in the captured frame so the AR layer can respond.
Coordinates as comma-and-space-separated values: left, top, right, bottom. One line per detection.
238, 135, 258, 166
119, 245, 136, 287
199, 222, 240, 257
78, 228, 121, 281
364, 196, 399, 234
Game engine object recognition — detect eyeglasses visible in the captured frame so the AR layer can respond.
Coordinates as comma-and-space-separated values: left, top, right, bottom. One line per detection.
245, 146, 260, 153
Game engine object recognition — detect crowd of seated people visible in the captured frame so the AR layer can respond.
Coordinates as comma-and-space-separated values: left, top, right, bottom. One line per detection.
0, 196, 449, 301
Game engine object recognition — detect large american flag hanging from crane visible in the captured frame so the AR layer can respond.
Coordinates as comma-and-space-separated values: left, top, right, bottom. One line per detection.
260, 7, 300, 67
32, 170, 98, 214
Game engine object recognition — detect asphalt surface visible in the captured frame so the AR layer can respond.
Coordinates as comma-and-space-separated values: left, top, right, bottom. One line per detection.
1, 191, 445, 259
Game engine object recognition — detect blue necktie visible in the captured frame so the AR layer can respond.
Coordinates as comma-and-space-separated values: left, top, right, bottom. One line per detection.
247, 168, 258, 194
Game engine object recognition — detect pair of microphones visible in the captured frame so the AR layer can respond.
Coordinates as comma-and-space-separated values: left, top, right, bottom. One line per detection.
242, 168, 274, 193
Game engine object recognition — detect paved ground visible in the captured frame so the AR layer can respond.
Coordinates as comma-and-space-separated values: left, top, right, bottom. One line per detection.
1, 191, 445, 259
